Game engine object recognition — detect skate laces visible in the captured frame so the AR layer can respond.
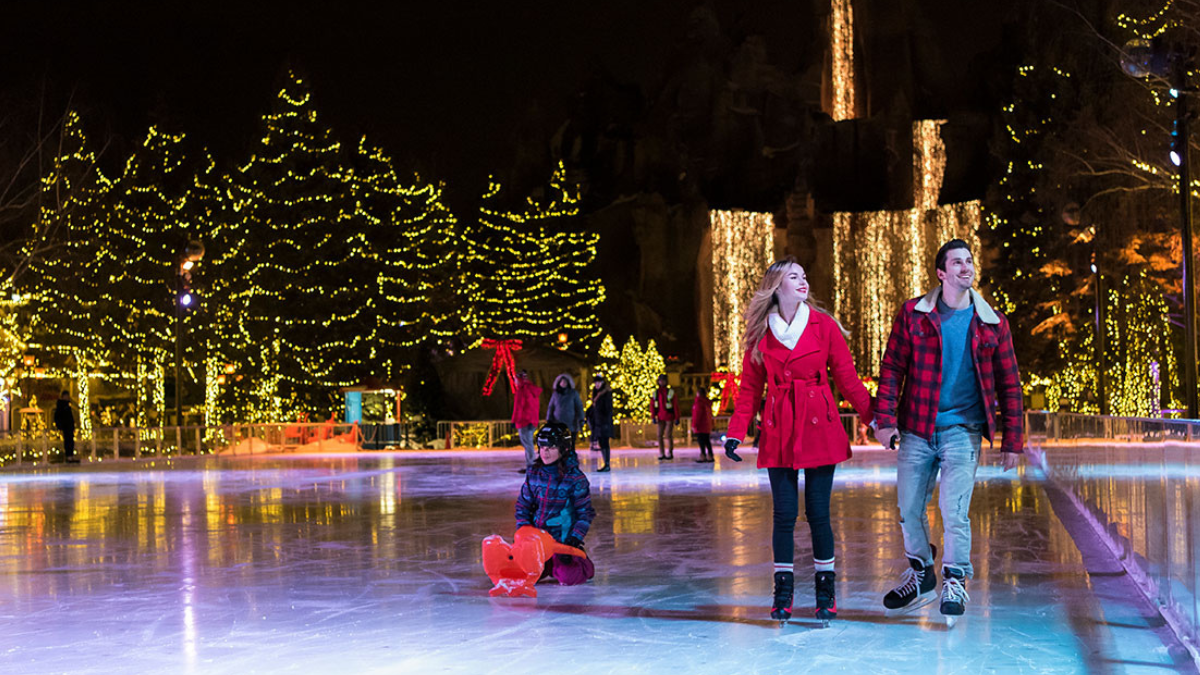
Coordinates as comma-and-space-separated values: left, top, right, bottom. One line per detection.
894, 566, 921, 596
942, 576, 969, 604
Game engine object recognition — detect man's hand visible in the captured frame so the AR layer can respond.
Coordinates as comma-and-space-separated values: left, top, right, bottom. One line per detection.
1001, 451, 1022, 472
875, 426, 900, 450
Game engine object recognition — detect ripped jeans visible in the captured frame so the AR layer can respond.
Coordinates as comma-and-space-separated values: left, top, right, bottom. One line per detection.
896, 423, 983, 578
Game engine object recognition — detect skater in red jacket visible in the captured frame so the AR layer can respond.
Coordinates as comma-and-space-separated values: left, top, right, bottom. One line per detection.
724, 256, 873, 625
650, 375, 681, 460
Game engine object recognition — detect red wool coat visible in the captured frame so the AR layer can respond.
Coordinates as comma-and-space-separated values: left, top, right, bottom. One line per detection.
727, 311, 874, 469
691, 395, 713, 434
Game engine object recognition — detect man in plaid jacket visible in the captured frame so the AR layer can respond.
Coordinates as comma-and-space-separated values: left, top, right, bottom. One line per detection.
873, 239, 1024, 621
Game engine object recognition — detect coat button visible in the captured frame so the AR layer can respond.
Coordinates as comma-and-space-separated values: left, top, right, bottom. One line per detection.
784, 370, 792, 377
809, 391, 815, 398
811, 417, 819, 424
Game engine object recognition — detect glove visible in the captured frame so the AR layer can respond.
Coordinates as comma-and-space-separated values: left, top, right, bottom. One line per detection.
724, 438, 743, 462
563, 536, 585, 550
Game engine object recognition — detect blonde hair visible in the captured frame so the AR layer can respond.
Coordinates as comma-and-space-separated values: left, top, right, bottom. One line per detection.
742, 257, 849, 364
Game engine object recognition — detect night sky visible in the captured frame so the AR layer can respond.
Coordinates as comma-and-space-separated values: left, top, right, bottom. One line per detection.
1, 1, 809, 193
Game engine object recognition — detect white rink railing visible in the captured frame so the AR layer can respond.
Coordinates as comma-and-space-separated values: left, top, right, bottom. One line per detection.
1026, 411, 1200, 665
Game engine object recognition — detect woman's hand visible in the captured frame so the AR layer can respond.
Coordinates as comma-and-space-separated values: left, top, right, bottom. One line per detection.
724, 438, 743, 462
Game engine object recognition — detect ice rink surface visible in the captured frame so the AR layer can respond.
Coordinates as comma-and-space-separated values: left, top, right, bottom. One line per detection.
0, 446, 1195, 674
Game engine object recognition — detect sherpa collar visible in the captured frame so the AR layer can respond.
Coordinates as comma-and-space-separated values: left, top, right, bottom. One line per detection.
913, 287, 1000, 325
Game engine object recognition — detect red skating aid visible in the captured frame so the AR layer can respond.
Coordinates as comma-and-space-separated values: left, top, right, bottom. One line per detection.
481, 526, 587, 597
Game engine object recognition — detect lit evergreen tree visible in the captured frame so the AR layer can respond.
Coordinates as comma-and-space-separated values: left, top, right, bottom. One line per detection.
21, 111, 111, 369
220, 69, 369, 414
350, 137, 458, 374
461, 163, 605, 350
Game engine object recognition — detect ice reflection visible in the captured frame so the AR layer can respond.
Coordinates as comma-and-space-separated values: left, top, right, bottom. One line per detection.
0, 449, 1191, 674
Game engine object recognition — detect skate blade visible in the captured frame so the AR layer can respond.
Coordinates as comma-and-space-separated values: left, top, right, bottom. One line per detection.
944, 614, 961, 628
884, 592, 936, 617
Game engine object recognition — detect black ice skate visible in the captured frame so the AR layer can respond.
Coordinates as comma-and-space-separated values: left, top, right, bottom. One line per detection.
814, 571, 837, 627
940, 566, 969, 627
771, 571, 794, 624
882, 545, 937, 616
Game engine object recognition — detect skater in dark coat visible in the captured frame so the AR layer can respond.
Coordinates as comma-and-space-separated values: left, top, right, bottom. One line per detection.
54, 390, 77, 463
546, 373, 585, 438
724, 257, 873, 625
587, 376, 614, 473
691, 388, 714, 463
515, 422, 597, 585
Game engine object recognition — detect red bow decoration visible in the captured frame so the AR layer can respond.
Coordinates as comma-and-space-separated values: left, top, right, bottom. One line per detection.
710, 370, 741, 415
481, 338, 523, 396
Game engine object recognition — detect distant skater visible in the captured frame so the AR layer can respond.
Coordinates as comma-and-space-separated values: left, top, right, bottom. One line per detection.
54, 390, 77, 464
723, 257, 873, 625
546, 373, 585, 442
691, 387, 714, 462
512, 371, 542, 474
873, 239, 1024, 624
651, 374, 680, 460
587, 375, 614, 473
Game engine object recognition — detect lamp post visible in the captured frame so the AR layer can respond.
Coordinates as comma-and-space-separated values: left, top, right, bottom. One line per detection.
174, 240, 204, 426
1092, 259, 1108, 415
1122, 40, 1198, 418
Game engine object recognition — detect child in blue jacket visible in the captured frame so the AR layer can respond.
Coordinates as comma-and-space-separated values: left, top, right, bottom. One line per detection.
515, 422, 596, 584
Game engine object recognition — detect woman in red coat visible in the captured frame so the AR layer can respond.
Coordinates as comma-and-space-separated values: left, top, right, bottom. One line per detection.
724, 256, 873, 625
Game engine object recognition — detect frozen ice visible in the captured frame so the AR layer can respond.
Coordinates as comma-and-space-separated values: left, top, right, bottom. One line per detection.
0, 446, 1195, 674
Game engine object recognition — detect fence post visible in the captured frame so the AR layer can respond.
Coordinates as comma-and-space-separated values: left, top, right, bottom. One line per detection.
488, 423, 494, 448
196, 427, 202, 456
15, 435, 22, 466
113, 429, 119, 459
176, 427, 183, 457
156, 428, 163, 457
134, 428, 141, 460
39, 431, 48, 465
90, 433, 97, 462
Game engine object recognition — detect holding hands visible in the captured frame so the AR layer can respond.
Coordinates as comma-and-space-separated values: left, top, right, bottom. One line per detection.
874, 426, 900, 450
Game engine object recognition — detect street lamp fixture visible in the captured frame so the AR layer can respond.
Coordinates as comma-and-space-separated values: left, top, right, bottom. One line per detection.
174, 240, 205, 426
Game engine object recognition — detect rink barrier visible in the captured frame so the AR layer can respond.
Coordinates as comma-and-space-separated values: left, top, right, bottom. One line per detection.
1027, 411, 1200, 666
435, 414, 864, 450
0, 422, 382, 467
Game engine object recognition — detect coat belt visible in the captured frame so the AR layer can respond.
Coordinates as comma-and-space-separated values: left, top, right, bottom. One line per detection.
765, 379, 830, 439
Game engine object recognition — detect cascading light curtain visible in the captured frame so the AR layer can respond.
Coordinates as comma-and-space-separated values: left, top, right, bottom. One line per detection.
711, 210, 775, 371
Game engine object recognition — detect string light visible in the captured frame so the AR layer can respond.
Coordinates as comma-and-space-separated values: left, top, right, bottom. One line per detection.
829, 0, 856, 120
710, 210, 774, 372
833, 121, 982, 375
460, 162, 605, 351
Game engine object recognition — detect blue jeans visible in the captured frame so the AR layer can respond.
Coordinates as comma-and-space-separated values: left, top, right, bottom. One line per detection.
518, 425, 537, 467
896, 424, 982, 577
